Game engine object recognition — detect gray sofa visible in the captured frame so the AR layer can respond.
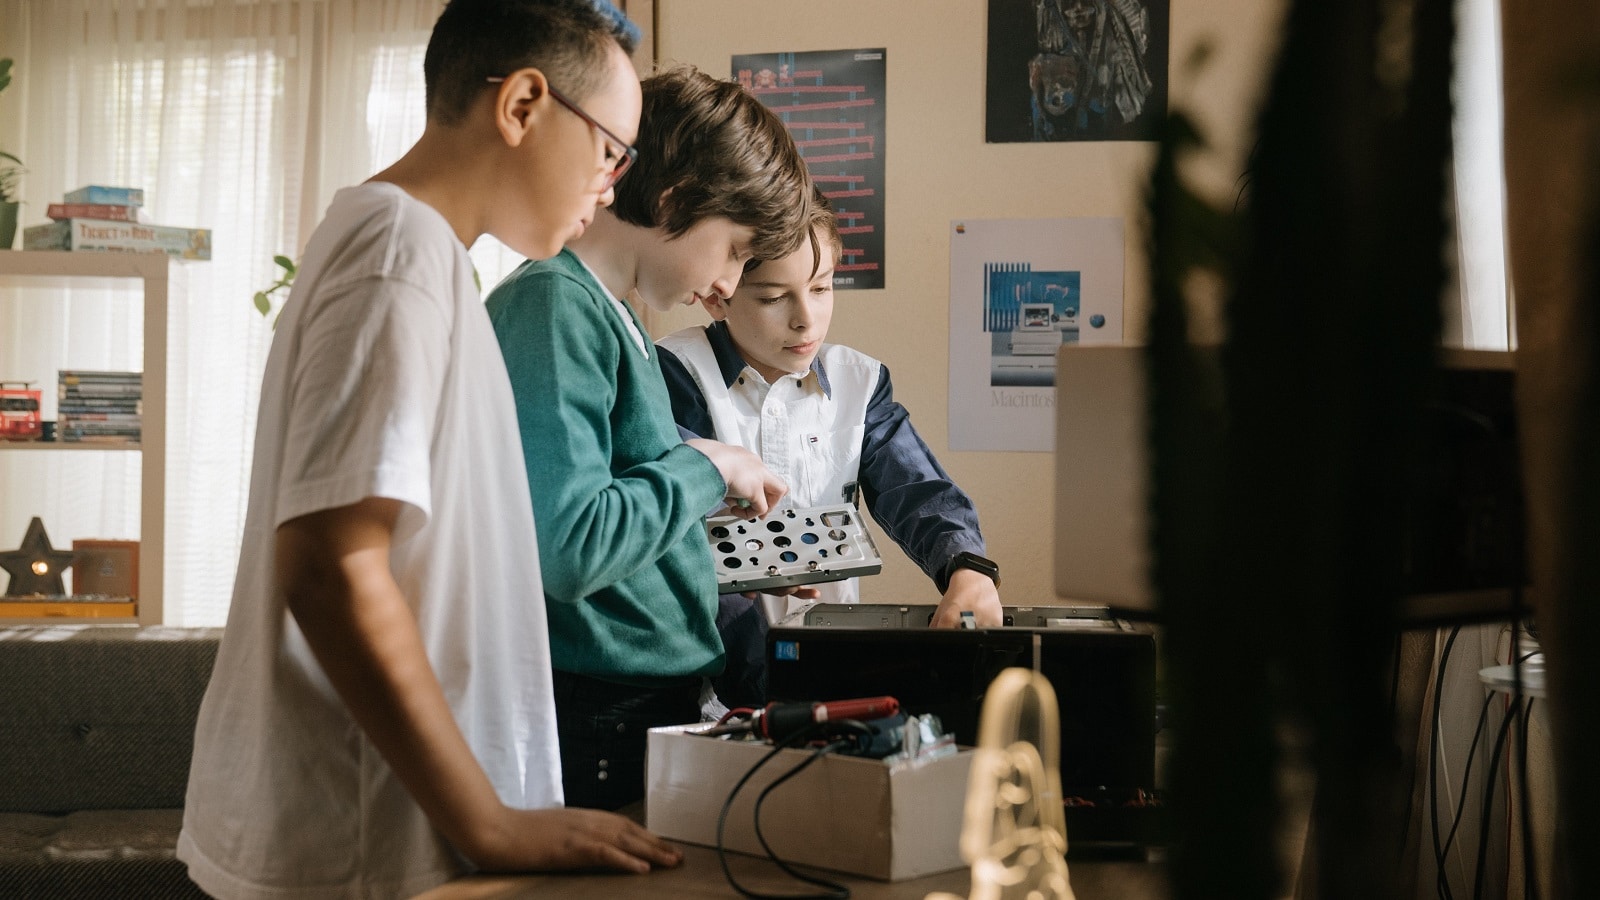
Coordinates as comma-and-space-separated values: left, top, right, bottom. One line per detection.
0, 624, 219, 899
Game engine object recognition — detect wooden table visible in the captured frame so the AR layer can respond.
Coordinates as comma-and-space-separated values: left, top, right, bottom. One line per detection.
413, 842, 1168, 900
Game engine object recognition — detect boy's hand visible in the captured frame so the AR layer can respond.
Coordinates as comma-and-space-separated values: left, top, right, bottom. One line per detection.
278, 502, 683, 880
742, 584, 822, 601
471, 806, 682, 875
686, 438, 787, 517
928, 568, 1003, 628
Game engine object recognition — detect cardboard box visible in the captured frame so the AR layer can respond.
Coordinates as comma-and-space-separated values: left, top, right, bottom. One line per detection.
646, 723, 972, 881
24, 219, 211, 259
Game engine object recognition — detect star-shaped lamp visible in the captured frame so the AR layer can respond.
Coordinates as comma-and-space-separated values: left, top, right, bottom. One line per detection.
1, 517, 76, 597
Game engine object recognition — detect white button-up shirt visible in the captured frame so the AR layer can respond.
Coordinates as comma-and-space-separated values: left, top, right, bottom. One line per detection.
658, 322, 987, 617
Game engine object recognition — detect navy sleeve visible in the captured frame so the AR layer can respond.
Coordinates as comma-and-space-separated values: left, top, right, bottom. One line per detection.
658, 346, 713, 440
858, 363, 986, 587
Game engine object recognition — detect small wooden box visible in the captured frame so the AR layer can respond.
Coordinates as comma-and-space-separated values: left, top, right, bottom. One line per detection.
71, 539, 139, 600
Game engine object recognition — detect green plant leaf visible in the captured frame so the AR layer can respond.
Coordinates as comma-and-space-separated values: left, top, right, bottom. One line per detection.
273, 254, 295, 274
253, 291, 271, 316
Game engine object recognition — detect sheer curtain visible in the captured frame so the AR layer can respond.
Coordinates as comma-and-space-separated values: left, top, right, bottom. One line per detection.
0, 0, 527, 625
1447, 0, 1511, 353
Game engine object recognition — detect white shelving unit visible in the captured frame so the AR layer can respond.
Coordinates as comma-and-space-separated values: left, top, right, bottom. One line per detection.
0, 250, 172, 625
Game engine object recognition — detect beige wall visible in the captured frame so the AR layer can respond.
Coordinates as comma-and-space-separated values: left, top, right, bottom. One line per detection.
646, 0, 1282, 607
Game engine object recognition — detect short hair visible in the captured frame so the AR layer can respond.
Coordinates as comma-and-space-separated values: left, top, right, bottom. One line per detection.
425, 0, 639, 125
802, 185, 843, 279
610, 66, 813, 263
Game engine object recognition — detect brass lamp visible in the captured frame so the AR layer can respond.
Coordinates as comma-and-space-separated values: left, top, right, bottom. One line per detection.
927, 666, 1077, 900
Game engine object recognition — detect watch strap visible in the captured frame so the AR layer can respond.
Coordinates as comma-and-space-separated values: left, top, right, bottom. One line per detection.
939, 551, 999, 592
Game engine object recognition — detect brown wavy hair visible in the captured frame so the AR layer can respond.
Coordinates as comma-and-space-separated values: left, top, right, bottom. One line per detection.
801, 185, 843, 279
610, 66, 813, 263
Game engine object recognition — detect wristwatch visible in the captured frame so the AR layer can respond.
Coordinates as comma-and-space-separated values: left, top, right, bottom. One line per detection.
939, 551, 1000, 592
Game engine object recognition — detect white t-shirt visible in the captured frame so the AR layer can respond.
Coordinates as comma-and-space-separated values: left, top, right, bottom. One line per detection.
178, 182, 562, 900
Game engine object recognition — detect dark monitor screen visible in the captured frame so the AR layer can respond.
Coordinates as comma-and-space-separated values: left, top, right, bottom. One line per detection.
764, 624, 1157, 796
1401, 358, 1526, 624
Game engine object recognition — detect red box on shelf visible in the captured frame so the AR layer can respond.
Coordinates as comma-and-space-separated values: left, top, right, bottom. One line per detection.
0, 382, 42, 440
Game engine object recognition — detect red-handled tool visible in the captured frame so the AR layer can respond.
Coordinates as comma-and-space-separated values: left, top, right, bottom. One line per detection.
755, 696, 901, 742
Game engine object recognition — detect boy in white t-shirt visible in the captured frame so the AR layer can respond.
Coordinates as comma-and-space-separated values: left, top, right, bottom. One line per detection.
658, 190, 1004, 701
178, 2, 681, 898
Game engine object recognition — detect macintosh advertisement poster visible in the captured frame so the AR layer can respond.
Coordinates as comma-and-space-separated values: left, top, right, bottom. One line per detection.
948, 217, 1124, 452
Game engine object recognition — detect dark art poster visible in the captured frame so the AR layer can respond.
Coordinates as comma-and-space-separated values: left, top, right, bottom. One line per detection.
985, 0, 1170, 143
734, 48, 887, 290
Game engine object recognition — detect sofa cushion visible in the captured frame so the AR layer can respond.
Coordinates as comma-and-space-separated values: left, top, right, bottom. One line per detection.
0, 808, 206, 899
0, 625, 220, 813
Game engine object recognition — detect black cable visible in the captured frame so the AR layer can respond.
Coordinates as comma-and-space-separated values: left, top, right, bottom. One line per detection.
1504, 415, 1535, 900
1508, 615, 1529, 900
751, 737, 859, 896
1517, 697, 1539, 900
1392, 630, 1415, 873
714, 721, 861, 900
1437, 688, 1493, 900
1471, 696, 1519, 900
1390, 630, 1405, 717
1507, 615, 1539, 900
1431, 626, 1462, 900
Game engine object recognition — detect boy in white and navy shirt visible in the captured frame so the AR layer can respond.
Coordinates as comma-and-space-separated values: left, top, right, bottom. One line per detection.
657, 190, 1003, 704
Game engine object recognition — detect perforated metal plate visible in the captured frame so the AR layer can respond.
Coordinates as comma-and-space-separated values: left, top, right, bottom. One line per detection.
707, 503, 883, 594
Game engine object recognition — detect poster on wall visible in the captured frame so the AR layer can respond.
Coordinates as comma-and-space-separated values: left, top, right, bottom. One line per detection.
985, 0, 1170, 143
733, 48, 886, 290
948, 217, 1124, 452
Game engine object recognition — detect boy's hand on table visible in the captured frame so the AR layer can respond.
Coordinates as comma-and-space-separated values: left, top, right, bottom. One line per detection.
278, 502, 681, 879
687, 438, 787, 517
471, 806, 682, 875
929, 568, 1004, 628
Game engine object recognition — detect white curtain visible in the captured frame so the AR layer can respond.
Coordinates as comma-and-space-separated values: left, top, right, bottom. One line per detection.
1447, 0, 1511, 353
0, 0, 528, 625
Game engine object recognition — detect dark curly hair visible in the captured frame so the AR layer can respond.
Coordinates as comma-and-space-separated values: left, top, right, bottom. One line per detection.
424, 0, 639, 125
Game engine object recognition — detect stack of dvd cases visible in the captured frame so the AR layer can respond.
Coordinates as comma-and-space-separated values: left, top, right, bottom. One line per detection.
58, 370, 142, 444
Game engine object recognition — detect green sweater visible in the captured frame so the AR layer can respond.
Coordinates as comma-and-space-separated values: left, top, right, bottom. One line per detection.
486, 250, 726, 682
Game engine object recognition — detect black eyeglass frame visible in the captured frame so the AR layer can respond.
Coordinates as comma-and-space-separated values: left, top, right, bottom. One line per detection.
486, 75, 637, 188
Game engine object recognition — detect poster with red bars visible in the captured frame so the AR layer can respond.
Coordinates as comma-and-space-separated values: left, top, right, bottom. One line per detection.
734, 48, 887, 291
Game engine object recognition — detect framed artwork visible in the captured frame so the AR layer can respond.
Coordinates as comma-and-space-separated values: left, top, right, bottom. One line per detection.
71, 539, 139, 599
986, 0, 1170, 143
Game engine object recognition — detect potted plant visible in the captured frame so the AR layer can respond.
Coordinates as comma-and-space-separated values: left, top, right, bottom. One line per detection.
253, 254, 297, 327
0, 57, 22, 250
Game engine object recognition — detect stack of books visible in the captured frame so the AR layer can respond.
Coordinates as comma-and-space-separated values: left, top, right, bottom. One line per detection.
23, 185, 212, 259
58, 370, 142, 444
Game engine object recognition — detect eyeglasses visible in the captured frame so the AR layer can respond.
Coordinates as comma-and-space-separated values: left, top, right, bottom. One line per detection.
487, 76, 637, 189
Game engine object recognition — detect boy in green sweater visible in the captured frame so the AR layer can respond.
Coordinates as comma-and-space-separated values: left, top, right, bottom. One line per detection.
485, 66, 811, 810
